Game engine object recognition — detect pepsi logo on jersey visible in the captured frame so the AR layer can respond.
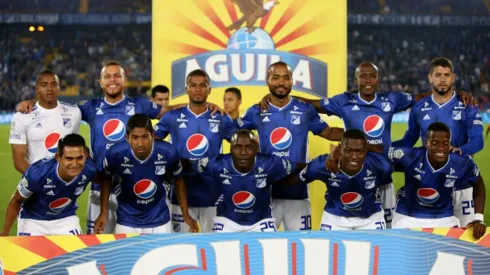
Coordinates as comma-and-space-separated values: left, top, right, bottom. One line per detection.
417, 188, 440, 205
134, 179, 157, 205
103, 119, 126, 142
341, 192, 364, 210
186, 134, 209, 157
44, 132, 61, 154
270, 127, 292, 157
233, 191, 255, 213
363, 115, 385, 145
48, 197, 72, 214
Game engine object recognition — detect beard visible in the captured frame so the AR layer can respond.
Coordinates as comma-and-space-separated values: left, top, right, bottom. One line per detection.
432, 84, 452, 95
269, 86, 291, 99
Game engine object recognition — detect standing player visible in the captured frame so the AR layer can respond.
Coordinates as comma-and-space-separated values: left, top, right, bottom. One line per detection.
94, 115, 197, 234
393, 57, 484, 226
262, 62, 475, 225
191, 130, 305, 232
296, 129, 393, 230
9, 69, 81, 174
154, 69, 237, 233
237, 61, 344, 231
223, 87, 242, 119
389, 122, 486, 239
16, 61, 222, 234
150, 85, 170, 107
2, 134, 96, 236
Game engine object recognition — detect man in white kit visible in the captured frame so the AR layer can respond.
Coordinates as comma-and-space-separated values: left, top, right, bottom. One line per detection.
9, 69, 81, 174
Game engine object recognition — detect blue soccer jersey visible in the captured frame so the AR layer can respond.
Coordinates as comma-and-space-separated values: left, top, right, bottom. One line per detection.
388, 147, 480, 218
319, 91, 414, 147
394, 93, 483, 155
102, 140, 182, 228
237, 98, 328, 200
299, 153, 393, 218
154, 106, 237, 207
18, 157, 97, 220
78, 96, 162, 190
197, 154, 296, 226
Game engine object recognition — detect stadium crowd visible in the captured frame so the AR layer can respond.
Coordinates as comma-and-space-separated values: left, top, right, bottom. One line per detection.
1, 24, 490, 111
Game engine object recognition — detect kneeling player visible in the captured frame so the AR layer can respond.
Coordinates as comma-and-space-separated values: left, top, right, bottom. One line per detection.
2, 134, 96, 236
94, 115, 198, 234
389, 122, 486, 239
300, 129, 394, 230
193, 129, 305, 233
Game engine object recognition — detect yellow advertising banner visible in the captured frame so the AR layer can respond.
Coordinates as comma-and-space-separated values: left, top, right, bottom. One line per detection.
152, 0, 347, 229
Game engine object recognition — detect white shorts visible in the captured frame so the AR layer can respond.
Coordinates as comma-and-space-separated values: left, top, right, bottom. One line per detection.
115, 221, 171, 234
452, 187, 474, 227
319, 210, 386, 231
17, 215, 82, 236
213, 216, 276, 233
272, 199, 311, 231
392, 212, 460, 229
87, 190, 118, 234
171, 204, 216, 233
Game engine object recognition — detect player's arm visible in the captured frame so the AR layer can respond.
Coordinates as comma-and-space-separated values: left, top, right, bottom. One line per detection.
1, 190, 27, 236
11, 144, 29, 174
9, 114, 29, 174
153, 114, 171, 140
2, 172, 39, 236
462, 161, 486, 239
15, 99, 36, 113
386, 146, 414, 170
392, 108, 420, 147
307, 104, 344, 141
270, 157, 307, 186
94, 157, 115, 234
459, 108, 484, 155
174, 177, 198, 233
318, 126, 344, 141
375, 153, 396, 227
235, 106, 258, 130
468, 176, 486, 239
277, 156, 322, 186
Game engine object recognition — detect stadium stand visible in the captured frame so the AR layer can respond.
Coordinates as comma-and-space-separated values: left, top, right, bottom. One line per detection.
348, 0, 490, 16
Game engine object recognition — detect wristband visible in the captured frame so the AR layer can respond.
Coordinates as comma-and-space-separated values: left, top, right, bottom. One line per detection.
475, 213, 484, 223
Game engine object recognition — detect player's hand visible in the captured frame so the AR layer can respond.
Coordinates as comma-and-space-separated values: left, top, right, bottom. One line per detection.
450, 147, 463, 155
16, 100, 36, 113
457, 90, 477, 107
183, 215, 199, 233
259, 94, 271, 112
93, 215, 107, 234
467, 220, 486, 240
325, 146, 341, 173
207, 103, 225, 116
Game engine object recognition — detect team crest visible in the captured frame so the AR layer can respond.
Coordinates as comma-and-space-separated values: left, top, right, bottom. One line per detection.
209, 123, 219, 133
256, 178, 267, 188
381, 102, 391, 112
125, 106, 135, 115
452, 110, 462, 120
155, 166, 166, 175
291, 115, 301, 125
63, 118, 72, 127
365, 180, 376, 189
173, 222, 181, 232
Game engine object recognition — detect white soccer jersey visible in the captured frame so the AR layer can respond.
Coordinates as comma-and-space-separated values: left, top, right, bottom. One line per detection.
9, 101, 82, 164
